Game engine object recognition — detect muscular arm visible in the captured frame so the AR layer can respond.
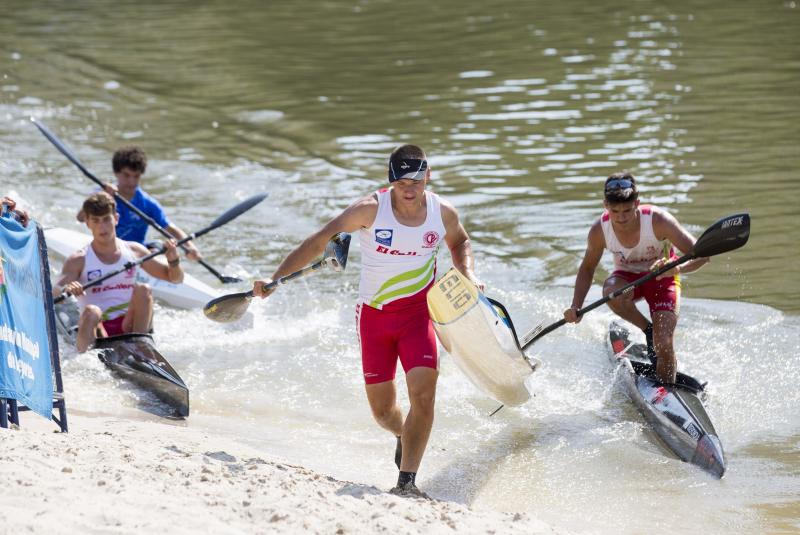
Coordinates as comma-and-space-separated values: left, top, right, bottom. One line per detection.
136, 241, 184, 283
440, 199, 482, 289
565, 221, 605, 322
653, 210, 709, 276
254, 194, 378, 297
54, 252, 86, 297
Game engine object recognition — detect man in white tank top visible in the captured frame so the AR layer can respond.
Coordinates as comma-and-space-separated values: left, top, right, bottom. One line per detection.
55, 192, 184, 352
252, 144, 483, 497
563, 173, 709, 384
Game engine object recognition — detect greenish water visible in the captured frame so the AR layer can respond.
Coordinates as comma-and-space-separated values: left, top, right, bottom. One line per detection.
2, 0, 798, 311
1, 2, 799, 533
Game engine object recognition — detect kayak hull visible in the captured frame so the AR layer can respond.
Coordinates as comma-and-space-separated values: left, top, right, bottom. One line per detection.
608, 322, 725, 478
427, 268, 538, 406
94, 333, 190, 418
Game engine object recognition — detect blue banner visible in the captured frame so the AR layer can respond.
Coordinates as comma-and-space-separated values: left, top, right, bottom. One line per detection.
0, 213, 54, 420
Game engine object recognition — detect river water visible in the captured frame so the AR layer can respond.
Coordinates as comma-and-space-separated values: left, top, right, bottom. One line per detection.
2, 1, 798, 533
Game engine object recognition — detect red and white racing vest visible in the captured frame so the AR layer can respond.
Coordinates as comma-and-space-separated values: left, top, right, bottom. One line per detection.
601, 205, 673, 273
77, 239, 138, 321
358, 189, 447, 309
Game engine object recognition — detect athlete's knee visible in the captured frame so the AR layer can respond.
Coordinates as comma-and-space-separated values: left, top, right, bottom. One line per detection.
409, 391, 436, 415
133, 283, 152, 296
132, 284, 153, 306
370, 403, 397, 425
81, 305, 102, 324
407, 380, 437, 412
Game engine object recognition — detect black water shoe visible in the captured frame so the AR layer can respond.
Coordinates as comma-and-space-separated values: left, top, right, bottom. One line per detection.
390, 482, 431, 500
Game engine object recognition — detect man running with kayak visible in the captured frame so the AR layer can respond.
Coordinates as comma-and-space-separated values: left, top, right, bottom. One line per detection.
77, 145, 202, 261
563, 172, 709, 384
57, 192, 184, 352
252, 144, 484, 497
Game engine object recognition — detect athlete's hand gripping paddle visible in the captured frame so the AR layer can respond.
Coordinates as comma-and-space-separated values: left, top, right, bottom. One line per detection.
520, 212, 751, 351
203, 232, 352, 323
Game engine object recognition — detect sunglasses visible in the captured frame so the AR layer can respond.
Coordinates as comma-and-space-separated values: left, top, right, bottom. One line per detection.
604, 178, 635, 192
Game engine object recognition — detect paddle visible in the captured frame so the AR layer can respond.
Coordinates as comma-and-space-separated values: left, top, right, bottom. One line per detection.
54, 193, 268, 303
520, 212, 751, 351
31, 117, 243, 284
203, 232, 352, 323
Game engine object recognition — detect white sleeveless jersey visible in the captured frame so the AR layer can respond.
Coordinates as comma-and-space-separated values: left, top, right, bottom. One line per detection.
358, 188, 447, 309
600, 205, 673, 273
77, 239, 138, 320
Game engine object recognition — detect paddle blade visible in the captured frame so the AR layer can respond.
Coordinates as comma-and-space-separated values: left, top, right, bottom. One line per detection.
198, 193, 269, 238
692, 213, 750, 258
324, 232, 351, 272
203, 291, 253, 323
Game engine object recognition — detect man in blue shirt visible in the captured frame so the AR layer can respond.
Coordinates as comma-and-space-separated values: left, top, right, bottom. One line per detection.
77, 146, 201, 260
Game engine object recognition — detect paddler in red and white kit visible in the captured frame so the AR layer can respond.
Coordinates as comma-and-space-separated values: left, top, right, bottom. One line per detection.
253, 144, 483, 497
55, 192, 184, 352
563, 172, 709, 383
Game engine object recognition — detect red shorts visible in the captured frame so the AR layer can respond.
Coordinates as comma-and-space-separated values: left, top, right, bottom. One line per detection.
609, 270, 681, 316
356, 289, 438, 385
100, 315, 126, 336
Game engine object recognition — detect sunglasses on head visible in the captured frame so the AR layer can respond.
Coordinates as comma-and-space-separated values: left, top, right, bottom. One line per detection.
604, 178, 634, 192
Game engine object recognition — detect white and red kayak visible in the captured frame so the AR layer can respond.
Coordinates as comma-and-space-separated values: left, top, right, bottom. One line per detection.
44, 226, 219, 310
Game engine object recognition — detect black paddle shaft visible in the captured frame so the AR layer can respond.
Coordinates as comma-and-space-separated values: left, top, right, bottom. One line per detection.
203, 232, 352, 323
54, 193, 268, 303
31, 118, 243, 284
521, 212, 750, 350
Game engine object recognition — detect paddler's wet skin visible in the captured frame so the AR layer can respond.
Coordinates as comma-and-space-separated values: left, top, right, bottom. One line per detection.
394, 435, 402, 470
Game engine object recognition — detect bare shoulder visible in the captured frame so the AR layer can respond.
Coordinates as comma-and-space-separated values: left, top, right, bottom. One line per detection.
435, 194, 460, 225
321, 191, 380, 234
126, 240, 151, 258
62, 247, 87, 272
344, 192, 379, 225
587, 218, 605, 246
651, 206, 682, 238
349, 192, 379, 211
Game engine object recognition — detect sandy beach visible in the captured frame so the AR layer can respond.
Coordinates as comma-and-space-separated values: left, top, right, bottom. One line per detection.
0, 413, 563, 534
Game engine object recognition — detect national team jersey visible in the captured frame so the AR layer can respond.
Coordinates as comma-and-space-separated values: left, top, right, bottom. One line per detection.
358, 189, 447, 309
116, 188, 170, 244
77, 239, 138, 321
600, 205, 674, 273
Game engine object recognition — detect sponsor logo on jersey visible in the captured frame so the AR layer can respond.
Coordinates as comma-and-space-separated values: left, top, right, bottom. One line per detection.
375, 228, 393, 246
375, 245, 418, 256
87, 269, 102, 281
422, 231, 440, 248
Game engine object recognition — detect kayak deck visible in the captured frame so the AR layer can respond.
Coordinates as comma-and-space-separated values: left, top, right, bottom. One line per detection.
607, 321, 725, 478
